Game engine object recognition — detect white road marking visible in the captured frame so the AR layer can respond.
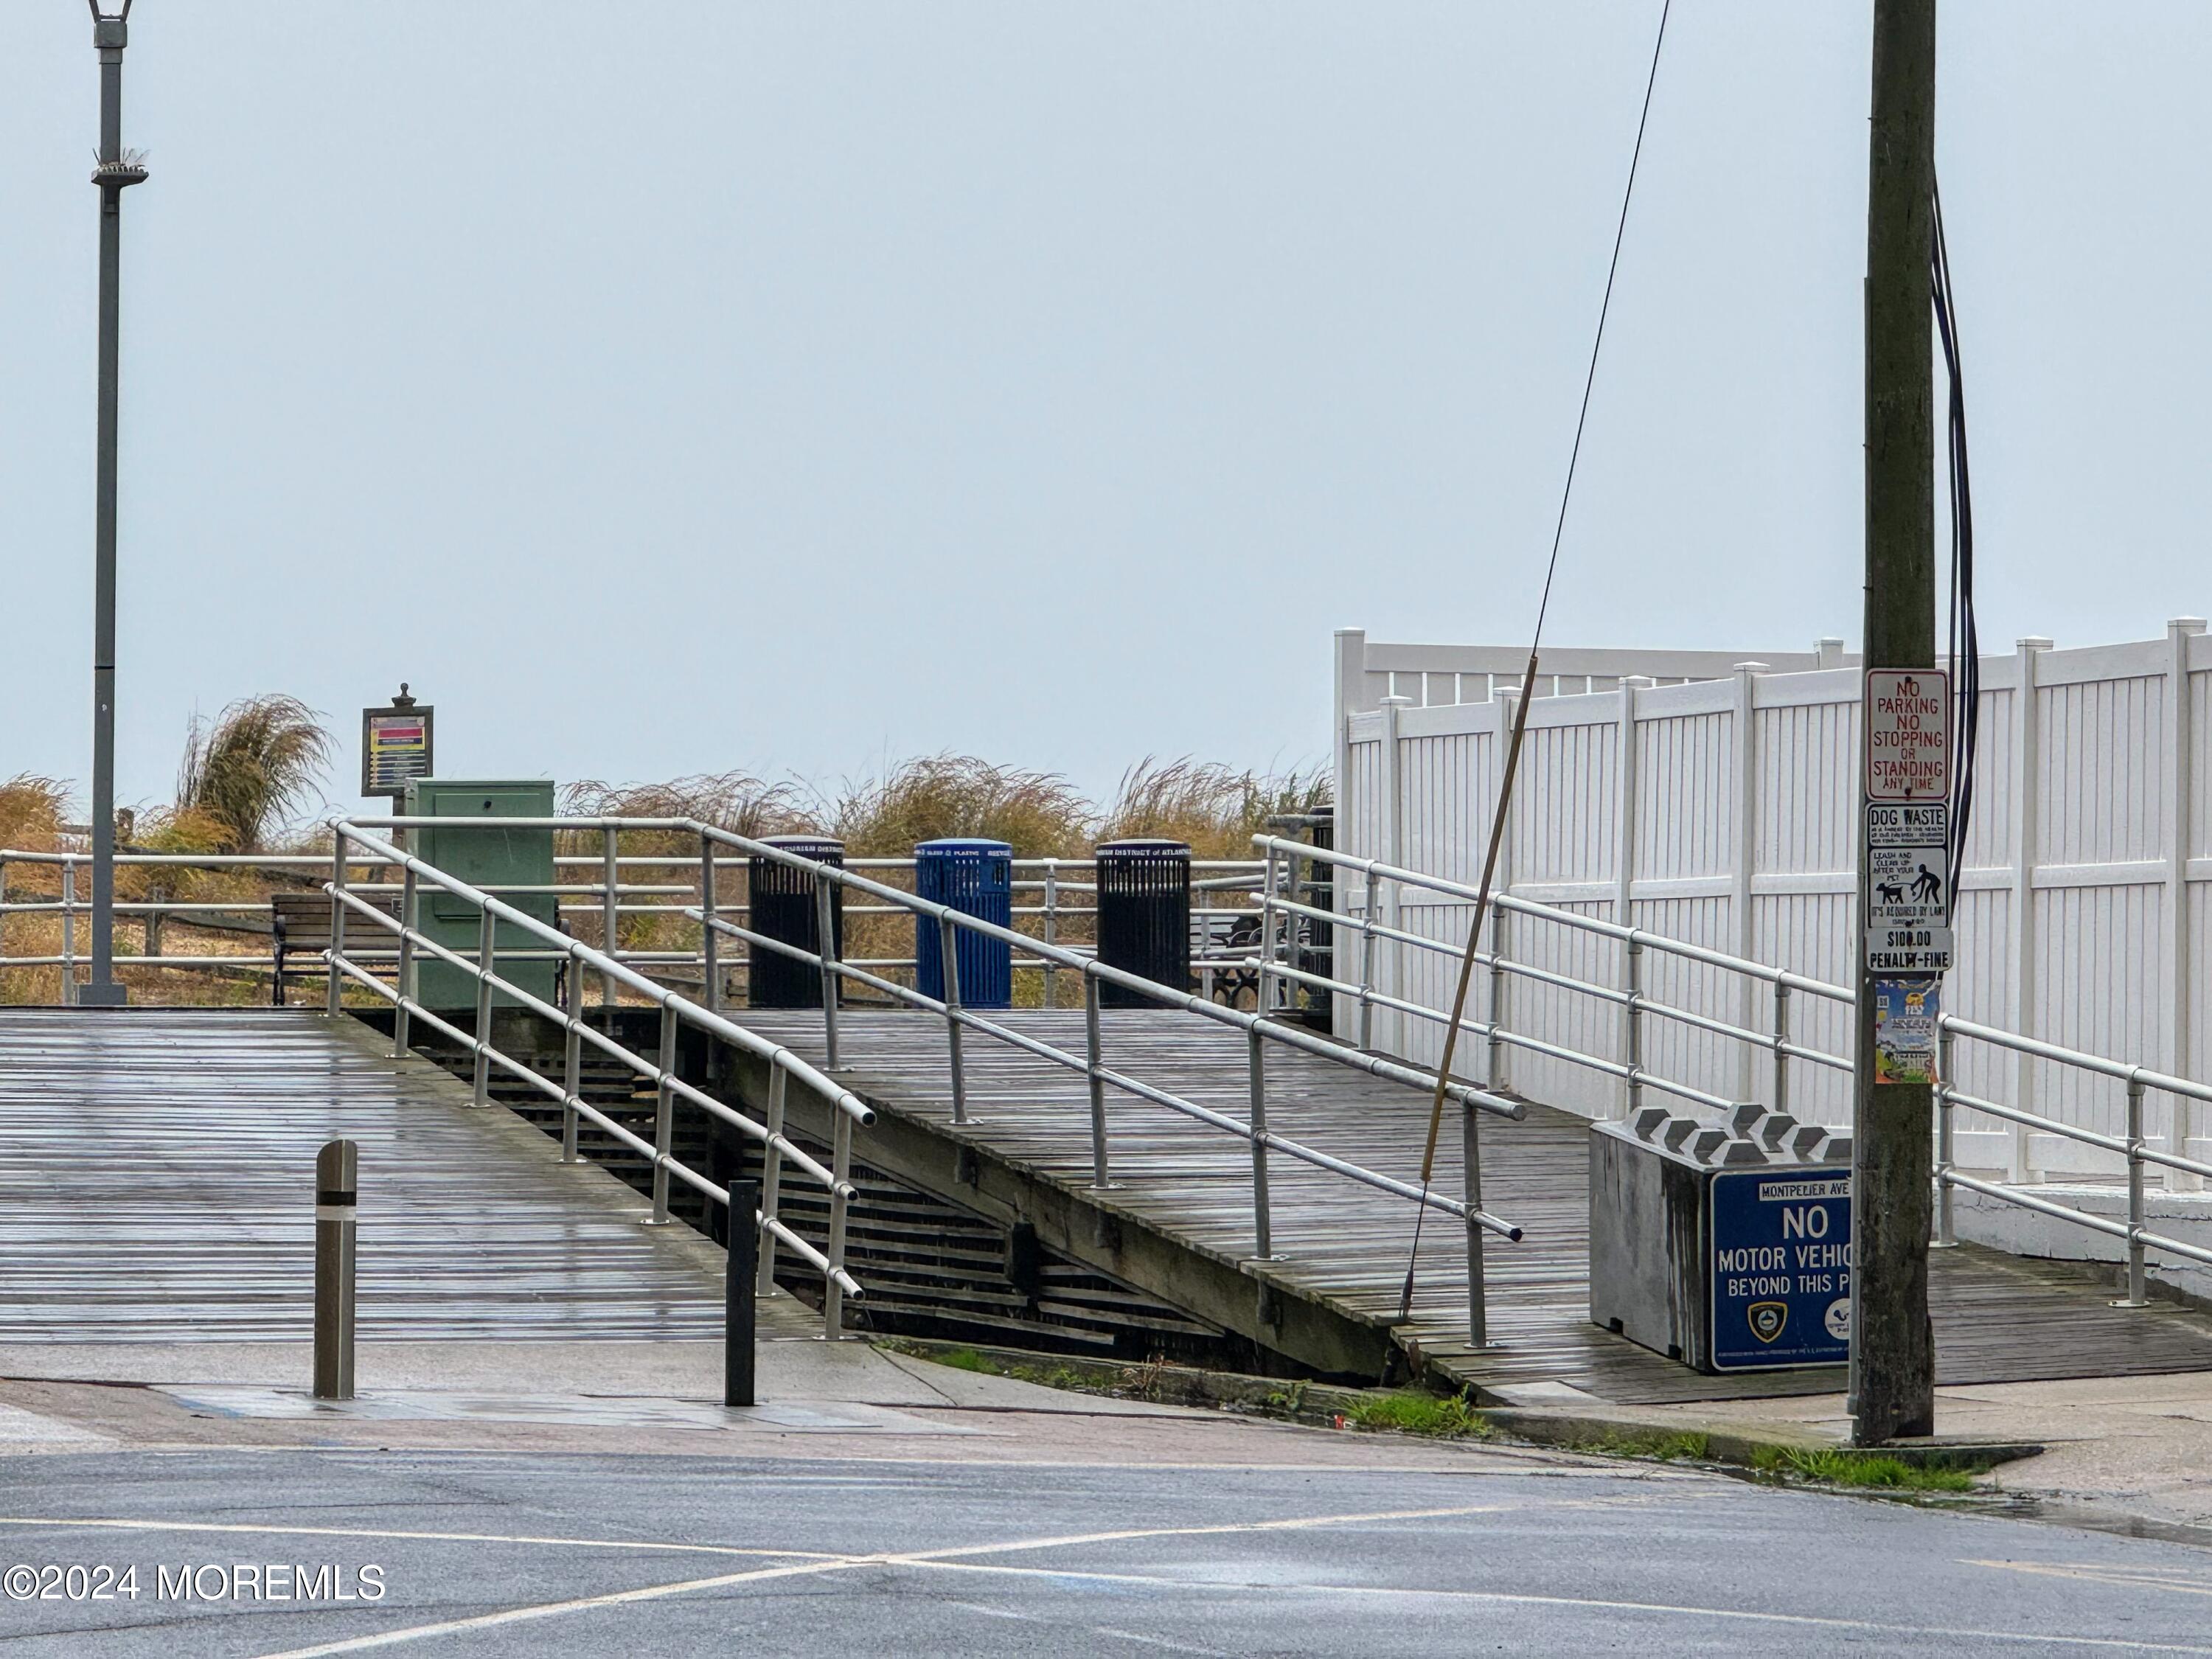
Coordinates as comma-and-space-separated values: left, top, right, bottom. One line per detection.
1969, 1559, 2212, 1597
910, 1557, 2212, 1653
251, 1557, 869, 1658
0, 1514, 841, 1561
13, 1498, 2164, 1659
1090, 1625, 1230, 1655
237, 1503, 1514, 1658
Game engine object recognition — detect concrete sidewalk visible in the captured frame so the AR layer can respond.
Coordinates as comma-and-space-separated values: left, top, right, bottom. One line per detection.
0, 1317, 1548, 1475
1481, 1366, 2212, 1537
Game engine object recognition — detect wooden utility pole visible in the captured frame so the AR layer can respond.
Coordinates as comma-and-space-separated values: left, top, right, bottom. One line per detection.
1852, 0, 1939, 1445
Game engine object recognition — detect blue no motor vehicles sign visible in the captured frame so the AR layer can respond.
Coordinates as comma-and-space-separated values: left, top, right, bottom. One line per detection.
1710, 1169, 1851, 1370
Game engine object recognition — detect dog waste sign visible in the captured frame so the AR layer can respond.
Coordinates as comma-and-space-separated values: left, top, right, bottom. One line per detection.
1710, 1169, 1852, 1371
1865, 802, 1953, 973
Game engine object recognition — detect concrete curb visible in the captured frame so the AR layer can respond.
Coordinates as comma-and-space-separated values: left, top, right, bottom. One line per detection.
874, 1338, 2047, 1478
1471, 1405, 2045, 1472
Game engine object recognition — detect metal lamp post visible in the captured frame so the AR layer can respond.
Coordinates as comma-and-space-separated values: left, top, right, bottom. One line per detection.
83, 0, 147, 1007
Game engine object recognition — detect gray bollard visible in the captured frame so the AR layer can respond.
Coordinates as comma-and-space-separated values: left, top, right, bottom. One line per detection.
726, 1178, 759, 1408
313, 1139, 358, 1401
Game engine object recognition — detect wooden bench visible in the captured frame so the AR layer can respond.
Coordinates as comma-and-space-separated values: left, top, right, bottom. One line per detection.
272, 888, 403, 1006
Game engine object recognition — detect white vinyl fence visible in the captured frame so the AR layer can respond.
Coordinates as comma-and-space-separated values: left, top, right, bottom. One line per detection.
1331, 621, 2212, 1180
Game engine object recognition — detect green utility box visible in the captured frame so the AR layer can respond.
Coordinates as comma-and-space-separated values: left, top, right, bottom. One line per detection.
404, 778, 558, 1012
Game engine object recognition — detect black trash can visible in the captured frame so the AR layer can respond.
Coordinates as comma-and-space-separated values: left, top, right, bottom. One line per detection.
748, 836, 845, 1009
1095, 839, 1190, 1006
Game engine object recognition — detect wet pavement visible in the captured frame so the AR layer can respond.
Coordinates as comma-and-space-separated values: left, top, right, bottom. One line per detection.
0, 1445, 2205, 1655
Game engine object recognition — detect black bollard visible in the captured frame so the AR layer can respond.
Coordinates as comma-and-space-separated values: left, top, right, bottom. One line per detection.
726, 1178, 760, 1408
313, 1139, 358, 1401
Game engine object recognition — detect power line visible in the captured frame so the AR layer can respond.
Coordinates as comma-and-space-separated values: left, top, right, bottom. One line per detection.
1397, 0, 1673, 1330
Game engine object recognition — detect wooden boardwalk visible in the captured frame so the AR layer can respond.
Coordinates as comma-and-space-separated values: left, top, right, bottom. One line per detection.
740, 1008, 2212, 1404
0, 1008, 721, 1341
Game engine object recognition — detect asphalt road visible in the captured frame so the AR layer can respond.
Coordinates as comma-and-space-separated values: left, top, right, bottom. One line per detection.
0, 1449, 2203, 1655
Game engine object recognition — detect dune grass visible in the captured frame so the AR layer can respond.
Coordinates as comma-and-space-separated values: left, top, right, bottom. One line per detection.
176, 695, 334, 852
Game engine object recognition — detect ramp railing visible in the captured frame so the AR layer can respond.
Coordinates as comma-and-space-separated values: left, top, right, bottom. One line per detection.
333, 816, 1527, 1347
319, 827, 876, 1337
1256, 834, 2212, 1303
0, 845, 1269, 1007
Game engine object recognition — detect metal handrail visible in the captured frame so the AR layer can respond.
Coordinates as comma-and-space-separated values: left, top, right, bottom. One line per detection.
319, 829, 874, 1337
1, 841, 1275, 1009
1256, 832, 2212, 1303
336, 815, 1526, 1343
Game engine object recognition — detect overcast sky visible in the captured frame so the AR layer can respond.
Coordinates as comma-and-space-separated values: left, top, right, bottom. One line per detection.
4, 3, 2207, 814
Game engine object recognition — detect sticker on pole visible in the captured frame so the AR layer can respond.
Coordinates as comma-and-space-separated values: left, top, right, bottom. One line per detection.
1874, 975, 1941, 1085
1865, 669, 1951, 801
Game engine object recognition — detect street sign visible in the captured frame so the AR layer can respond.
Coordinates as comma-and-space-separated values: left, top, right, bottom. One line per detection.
1710, 1167, 1852, 1371
1864, 668, 1950, 801
361, 688, 434, 801
1863, 801, 1952, 973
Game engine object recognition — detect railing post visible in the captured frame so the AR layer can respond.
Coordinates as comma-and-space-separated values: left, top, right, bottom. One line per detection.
2117, 1075, 2149, 1307
757, 1065, 787, 1297
392, 866, 418, 1058
815, 871, 841, 1070
325, 830, 349, 1016
470, 905, 495, 1107
600, 826, 620, 1015
61, 859, 77, 1006
1464, 1101, 1488, 1348
1486, 905, 1510, 1092
700, 832, 721, 1016
1260, 844, 1279, 1013
647, 1001, 677, 1225
313, 1138, 358, 1402
1041, 859, 1060, 1009
1279, 844, 1301, 1015
1772, 981, 1792, 1119
1621, 936, 1644, 1120
824, 1107, 853, 1338
0, 858, 8, 987
725, 1178, 759, 1408
1933, 1024, 1955, 1247
939, 914, 968, 1124
1357, 871, 1377, 1051
1085, 973, 1111, 1186
1247, 1027, 1273, 1259
560, 945, 582, 1164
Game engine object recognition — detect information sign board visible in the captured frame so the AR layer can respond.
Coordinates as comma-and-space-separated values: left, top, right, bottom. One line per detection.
1864, 668, 1951, 801
361, 693, 434, 800
1710, 1168, 1852, 1371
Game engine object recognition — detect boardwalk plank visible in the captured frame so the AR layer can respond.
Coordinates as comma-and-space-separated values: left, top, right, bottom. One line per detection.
737, 1008, 2212, 1403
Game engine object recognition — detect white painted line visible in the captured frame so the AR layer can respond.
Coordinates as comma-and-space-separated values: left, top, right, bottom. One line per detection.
0, 1514, 841, 1562
907, 1558, 2212, 1653
251, 1557, 865, 1659
1968, 1560, 2212, 1598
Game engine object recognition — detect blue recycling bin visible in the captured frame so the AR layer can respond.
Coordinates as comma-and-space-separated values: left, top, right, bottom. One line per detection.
915, 838, 1013, 1009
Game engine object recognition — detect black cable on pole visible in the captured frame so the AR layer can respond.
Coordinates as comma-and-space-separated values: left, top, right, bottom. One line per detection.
1932, 181, 1978, 874
1396, 0, 1672, 1329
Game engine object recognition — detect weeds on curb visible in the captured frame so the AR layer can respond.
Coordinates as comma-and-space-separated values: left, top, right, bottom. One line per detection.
1343, 1390, 1492, 1439
1750, 1446, 1981, 1492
